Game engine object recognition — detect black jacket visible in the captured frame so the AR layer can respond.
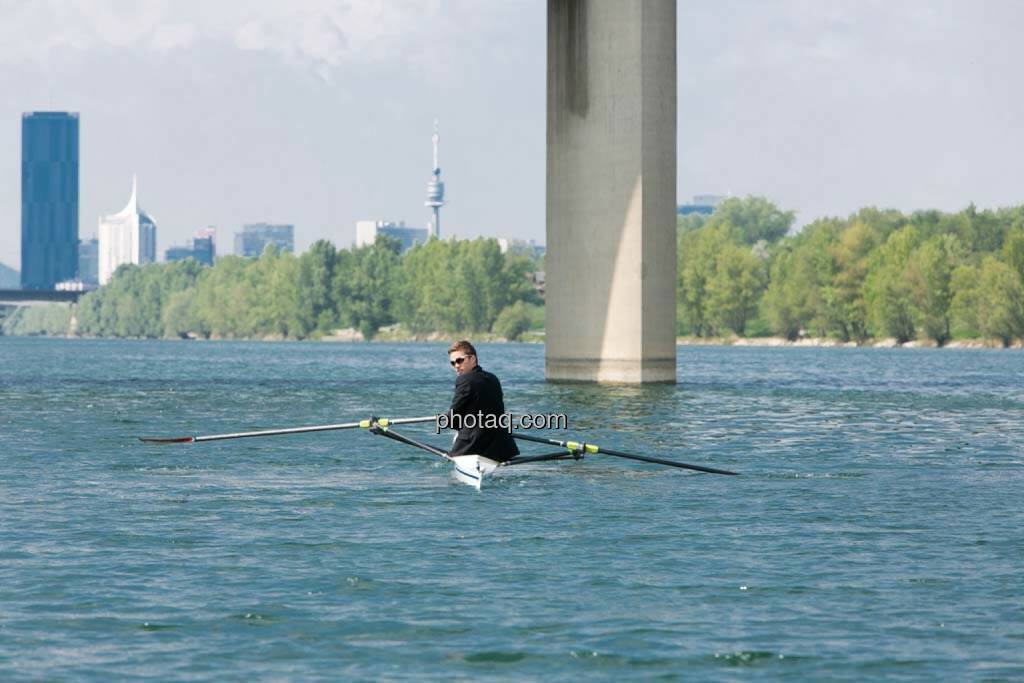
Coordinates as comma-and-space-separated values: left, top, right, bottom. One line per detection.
448, 366, 520, 461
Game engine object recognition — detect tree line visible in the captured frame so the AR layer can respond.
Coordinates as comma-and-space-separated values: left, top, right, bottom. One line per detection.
72, 237, 542, 340
6, 197, 1024, 346
679, 197, 1024, 346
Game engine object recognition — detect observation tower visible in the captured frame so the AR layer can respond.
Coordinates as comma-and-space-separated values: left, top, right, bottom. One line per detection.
424, 121, 445, 238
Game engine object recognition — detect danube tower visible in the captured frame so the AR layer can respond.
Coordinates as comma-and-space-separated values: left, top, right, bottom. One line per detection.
424, 120, 445, 238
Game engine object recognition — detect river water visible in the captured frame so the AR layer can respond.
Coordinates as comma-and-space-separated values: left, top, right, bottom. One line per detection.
1, 338, 1022, 680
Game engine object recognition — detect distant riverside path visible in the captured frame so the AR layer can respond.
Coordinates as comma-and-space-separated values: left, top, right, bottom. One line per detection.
1, 338, 1022, 680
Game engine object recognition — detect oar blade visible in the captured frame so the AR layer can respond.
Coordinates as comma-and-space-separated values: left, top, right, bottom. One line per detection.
139, 436, 195, 444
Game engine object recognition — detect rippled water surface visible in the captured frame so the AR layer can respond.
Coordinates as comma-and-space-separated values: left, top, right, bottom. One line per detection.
2, 338, 1023, 680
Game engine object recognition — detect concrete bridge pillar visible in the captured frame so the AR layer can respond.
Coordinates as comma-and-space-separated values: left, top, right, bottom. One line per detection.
545, 0, 677, 383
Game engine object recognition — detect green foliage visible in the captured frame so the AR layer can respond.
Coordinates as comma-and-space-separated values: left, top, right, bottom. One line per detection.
763, 246, 814, 340
678, 223, 766, 336
527, 302, 545, 330
341, 237, 401, 340
824, 221, 879, 341
1003, 227, 1024, 282
907, 235, 962, 345
975, 257, 1024, 346
162, 289, 199, 338
1, 303, 73, 336
397, 238, 536, 335
678, 198, 1024, 345
705, 196, 795, 245
63, 236, 540, 342
706, 242, 765, 335
865, 226, 919, 343
950, 264, 981, 339
77, 260, 203, 338
676, 212, 709, 234
492, 301, 533, 341
762, 221, 836, 340
297, 240, 339, 336
678, 224, 727, 336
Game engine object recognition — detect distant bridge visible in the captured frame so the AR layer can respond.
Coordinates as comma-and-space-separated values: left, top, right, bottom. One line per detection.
0, 290, 83, 329
0, 289, 84, 304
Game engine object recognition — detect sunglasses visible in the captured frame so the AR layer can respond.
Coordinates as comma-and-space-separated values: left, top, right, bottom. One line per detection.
450, 356, 472, 367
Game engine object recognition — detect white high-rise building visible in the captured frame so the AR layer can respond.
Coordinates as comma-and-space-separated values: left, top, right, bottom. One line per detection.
98, 176, 157, 285
355, 220, 429, 253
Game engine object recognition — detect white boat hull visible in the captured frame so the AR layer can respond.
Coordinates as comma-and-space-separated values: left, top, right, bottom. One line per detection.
449, 455, 500, 490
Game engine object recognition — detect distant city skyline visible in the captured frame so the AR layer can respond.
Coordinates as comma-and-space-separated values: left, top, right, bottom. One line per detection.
3, 1, 1024, 271
165, 226, 215, 266
235, 223, 294, 257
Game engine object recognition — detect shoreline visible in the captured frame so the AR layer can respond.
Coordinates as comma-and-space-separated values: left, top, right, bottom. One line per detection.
676, 336, 1023, 349
2, 332, 1021, 349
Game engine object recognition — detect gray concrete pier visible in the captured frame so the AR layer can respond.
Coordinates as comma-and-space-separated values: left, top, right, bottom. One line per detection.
545, 0, 677, 383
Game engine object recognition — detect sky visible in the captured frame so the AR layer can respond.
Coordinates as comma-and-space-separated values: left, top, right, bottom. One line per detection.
2, 0, 1023, 271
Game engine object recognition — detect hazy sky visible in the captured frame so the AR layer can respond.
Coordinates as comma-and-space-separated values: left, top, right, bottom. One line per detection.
2, 0, 1023, 270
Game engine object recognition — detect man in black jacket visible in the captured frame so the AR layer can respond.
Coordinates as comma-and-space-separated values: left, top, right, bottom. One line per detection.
447, 340, 520, 462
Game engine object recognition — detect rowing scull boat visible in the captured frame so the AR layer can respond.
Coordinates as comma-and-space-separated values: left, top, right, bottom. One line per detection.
140, 415, 739, 489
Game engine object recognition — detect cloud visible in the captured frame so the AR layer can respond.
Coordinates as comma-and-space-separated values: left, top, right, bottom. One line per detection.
151, 22, 197, 51
0, 0, 480, 78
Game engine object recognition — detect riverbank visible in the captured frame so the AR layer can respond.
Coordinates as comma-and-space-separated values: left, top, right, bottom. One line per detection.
676, 335, 1023, 349
3, 314, 1020, 348
319, 325, 545, 344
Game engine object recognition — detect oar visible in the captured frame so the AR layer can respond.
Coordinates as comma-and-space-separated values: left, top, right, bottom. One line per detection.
501, 451, 578, 466
368, 425, 451, 460
510, 432, 739, 476
139, 416, 438, 444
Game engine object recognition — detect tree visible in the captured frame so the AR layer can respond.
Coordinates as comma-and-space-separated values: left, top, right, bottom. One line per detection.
394, 237, 535, 335
342, 237, 400, 339
976, 256, 1024, 346
950, 264, 981, 339
908, 234, 962, 345
764, 246, 819, 340
492, 301, 532, 341
162, 288, 200, 338
706, 242, 764, 335
678, 225, 731, 336
74, 260, 202, 338
1002, 226, 1024, 283
706, 196, 795, 244
826, 221, 880, 341
249, 246, 302, 338
865, 226, 919, 343
193, 256, 260, 338
296, 240, 338, 336
393, 238, 460, 333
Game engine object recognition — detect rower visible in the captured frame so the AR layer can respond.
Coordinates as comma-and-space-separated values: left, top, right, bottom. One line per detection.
445, 340, 520, 463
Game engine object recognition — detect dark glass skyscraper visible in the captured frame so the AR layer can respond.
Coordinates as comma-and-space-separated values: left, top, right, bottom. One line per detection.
21, 112, 79, 289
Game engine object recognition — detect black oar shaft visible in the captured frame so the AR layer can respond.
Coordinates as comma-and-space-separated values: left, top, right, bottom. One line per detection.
511, 432, 562, 447
502, 451, 577, 467
596, 447, 738, 476
509, 431, 738, 476
372, 427, 450, 460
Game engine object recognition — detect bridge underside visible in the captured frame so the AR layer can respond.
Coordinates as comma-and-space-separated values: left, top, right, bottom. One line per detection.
545, 0, 677, 383
0, 289, 82, 304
